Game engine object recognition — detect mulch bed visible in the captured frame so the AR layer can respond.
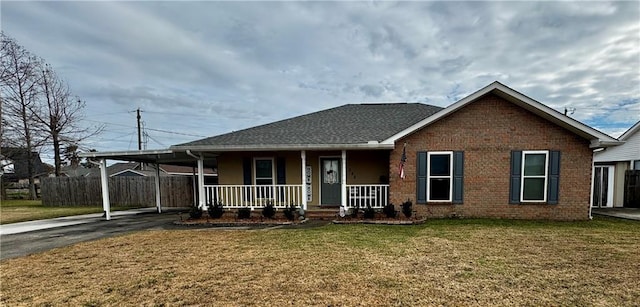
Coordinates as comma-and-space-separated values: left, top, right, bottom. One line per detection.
332, 217, 427, 225
174, 214, 306, 227
174, 211, 425, 226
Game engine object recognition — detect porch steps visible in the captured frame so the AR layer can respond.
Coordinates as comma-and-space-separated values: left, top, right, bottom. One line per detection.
304, 208, 339, 220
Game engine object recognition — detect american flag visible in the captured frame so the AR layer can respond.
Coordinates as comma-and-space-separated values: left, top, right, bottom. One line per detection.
399, 143, 407, 180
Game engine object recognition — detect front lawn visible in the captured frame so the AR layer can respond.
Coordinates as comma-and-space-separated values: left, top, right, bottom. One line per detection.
1, 218, 638, 306
0, 200, 144, 224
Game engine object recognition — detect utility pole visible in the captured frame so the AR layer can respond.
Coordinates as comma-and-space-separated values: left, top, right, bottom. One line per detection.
137, 108, 142, 150
136, 108, 143, 171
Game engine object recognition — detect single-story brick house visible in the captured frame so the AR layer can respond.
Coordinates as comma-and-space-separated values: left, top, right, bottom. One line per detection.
82, 81, 621, 220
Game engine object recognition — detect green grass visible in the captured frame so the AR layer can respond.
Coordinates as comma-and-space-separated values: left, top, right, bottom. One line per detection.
0, 199, 147, 224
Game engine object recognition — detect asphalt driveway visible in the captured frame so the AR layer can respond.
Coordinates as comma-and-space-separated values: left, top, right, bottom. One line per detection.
0, 210, 191, 260
0, 209, 330, 261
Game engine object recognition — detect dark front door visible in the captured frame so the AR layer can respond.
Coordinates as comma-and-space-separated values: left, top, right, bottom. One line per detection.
321, 158, 341, 206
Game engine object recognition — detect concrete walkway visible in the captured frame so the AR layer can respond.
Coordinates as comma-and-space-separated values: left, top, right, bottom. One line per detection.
0, 208, 179, 236
592, 208, 640, 221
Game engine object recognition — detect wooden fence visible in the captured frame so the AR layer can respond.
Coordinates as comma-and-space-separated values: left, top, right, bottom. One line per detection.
41, 176, 194, 207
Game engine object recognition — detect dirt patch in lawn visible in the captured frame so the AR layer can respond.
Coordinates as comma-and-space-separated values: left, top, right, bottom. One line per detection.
1, 217, 639, 306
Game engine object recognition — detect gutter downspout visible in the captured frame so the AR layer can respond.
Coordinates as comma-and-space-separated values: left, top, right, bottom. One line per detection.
186, 150, 206, 210
154, 162, 162, 213
589, 157, 595, 220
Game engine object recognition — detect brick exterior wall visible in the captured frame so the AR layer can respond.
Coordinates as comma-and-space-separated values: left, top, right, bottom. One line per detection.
389, 93, 593, 220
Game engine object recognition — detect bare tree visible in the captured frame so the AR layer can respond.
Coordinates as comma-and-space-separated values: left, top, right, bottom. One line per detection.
1, 33, 47, 199
33, 64, 101, 176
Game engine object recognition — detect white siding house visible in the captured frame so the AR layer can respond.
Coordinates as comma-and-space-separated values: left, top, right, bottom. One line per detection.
593, 121, 640, 207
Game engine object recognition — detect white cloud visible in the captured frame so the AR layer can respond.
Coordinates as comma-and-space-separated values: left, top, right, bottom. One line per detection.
2, 1, 638, 153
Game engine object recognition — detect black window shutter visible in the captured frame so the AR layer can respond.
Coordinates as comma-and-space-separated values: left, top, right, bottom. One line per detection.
242, 158, 252, 185
547, 151, 561, 204
242, 158, 252, 201
276, 157, 286, 184
416, 151, 427, 203
509, 151, 522, 204
452, 151, 464, 204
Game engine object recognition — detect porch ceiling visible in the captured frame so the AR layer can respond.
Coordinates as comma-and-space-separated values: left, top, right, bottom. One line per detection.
78, 149, 218, 168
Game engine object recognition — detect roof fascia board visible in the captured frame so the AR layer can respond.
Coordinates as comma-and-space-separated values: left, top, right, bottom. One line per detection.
170, 143, 395, 152
619, 121, 640, 141
110, 169, 147, 177
382, 81, 620, 146
79, 149, 174, 158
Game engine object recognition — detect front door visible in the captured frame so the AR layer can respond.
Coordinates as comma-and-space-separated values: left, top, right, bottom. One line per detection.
593, 165, 614, 208
321, 158, 341, 206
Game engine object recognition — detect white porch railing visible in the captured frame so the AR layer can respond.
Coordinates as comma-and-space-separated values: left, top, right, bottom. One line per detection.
204, 184, 303, 209
346, 184, 389, 209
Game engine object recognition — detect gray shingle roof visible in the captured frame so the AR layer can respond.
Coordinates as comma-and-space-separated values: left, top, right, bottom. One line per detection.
174, 103, 443, 148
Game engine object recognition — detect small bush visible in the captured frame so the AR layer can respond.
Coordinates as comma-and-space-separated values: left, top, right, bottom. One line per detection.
402, 200, 413, 218
189, 206, 203, 219
207, 201, 224, 219
363, 205, 375, 219
283, 204, 296, 221
350, 206, 359, 218
237, 207, 251, 219
383, 204, 397, 218
262, 202, 276, 219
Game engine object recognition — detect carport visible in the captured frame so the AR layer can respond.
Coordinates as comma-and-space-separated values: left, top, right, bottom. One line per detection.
79, 149, 217, 220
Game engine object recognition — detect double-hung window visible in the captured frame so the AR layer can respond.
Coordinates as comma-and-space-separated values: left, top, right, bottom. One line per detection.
520, 151, 549, 202
254, 158, 274, 185
254, 158, 274, 198
510, 150, 560, 204
427, 151, 453, 202
417, 151, 464, 204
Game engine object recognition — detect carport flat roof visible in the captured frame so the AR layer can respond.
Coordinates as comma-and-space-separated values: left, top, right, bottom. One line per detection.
78, 149, 217, 168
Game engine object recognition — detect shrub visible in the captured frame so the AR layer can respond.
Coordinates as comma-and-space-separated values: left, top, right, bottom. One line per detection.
363, 205, 375, 219
383, 204, 397, 218
402, 200, 413, 218
207, 200, 224, 219
189, 205, 203, 219
262, 201, 276, 219
350, 205, 359, 218
237, 207, 251, 219
283, 204, 296, 221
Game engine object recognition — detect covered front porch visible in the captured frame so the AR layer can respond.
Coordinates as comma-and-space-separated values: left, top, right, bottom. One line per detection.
203, 149, 391, 211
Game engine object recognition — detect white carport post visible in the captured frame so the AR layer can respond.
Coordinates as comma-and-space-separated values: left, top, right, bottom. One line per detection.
301, 150, 307, 210
186, 150, 206, 210
197, 156, 205, 210
155, 163, 162, 213
99, 158, 111, 220
341, 150, 347, 210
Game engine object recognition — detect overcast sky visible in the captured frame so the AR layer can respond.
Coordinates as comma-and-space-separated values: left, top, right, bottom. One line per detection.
2, 1, 639, 159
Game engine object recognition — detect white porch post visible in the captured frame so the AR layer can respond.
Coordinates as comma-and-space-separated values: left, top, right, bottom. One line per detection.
197, 156, 205, 210
301, 150, 307, 210
341, 150, 347, 210
155, 163, 162, 213
99, 158, 111, 220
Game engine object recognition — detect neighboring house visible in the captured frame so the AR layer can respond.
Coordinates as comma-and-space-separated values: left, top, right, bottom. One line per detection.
82, 81, 621, 220
0, 147, 48, 183
593, 121, 640, 208
159, 164, 218, 185
60, 165, 94, 177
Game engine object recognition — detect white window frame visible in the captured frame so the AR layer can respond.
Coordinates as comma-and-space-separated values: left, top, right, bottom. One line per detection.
427, 151, 453, 202
253, 157, 275, 185
520, 151, 549, 203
